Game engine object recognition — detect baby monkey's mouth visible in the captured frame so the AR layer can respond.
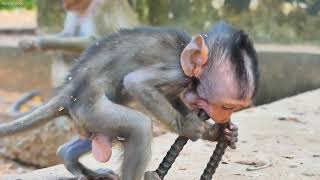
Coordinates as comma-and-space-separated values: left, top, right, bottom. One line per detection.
198, 110, 210, 121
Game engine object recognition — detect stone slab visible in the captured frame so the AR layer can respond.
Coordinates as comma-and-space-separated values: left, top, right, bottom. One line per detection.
2, 89, 320, 180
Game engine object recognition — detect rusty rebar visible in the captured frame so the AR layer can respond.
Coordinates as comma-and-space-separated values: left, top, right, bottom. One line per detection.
200, 133, 228, 180
154, 123, 228, 179
155, 136, 189, 178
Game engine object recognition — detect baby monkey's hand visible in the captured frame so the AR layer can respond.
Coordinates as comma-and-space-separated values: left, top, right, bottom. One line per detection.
179, 113, 205, 142
202, 122, 238, 149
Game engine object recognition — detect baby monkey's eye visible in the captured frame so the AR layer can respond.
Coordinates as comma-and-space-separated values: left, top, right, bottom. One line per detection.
221, 104, 233, 110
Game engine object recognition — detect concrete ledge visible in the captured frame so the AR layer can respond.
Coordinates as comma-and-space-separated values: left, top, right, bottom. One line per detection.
254, 51, 320, 105
1, 44, 320, 103
3, 89, 320, 180
0, 46, 52, 92
255, 44, 320, 54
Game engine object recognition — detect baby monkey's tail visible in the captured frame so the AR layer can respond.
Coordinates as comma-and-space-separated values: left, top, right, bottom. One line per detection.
0, 95, 67, 136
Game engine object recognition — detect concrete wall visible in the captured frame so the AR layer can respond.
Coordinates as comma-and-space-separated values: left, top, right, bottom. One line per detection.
0, 45, 319, 105
0, 47, 51, 92
255, 51, 320, 105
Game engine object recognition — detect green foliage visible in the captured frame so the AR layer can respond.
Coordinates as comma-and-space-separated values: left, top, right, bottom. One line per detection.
132, 0, 320, 44
0, 0, 35, 10
219, 0, 320, 44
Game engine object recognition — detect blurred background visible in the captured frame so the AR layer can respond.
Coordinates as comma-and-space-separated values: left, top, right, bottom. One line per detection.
0, 0, 319, 177
0, 0, 319, 42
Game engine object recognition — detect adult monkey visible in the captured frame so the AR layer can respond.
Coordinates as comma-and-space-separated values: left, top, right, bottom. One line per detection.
0, 22, 258, 180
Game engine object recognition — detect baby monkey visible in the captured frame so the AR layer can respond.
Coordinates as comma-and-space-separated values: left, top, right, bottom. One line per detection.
0, 22, 258, 180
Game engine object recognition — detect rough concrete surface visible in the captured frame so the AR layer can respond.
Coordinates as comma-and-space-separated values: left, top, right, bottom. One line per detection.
0, 117, 76, 167
2, 89, 320, 180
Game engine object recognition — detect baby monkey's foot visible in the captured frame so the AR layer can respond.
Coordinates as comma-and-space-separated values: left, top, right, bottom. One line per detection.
78, 168, 119, 180
144, 171, 161, 180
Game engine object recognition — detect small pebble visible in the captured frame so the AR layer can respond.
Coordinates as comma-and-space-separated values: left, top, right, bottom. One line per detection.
282, 156, 294, 159
289, 165, 297, 168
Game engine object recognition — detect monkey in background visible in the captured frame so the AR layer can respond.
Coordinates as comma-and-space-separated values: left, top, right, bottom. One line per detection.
2, 22, 258, 180
18, 0, 102, 86
20, 0, 138, 85
52, 0, 102, 86
60, 0, 100, 37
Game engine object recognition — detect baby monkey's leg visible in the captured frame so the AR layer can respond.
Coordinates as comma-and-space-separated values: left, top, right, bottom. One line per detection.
57, 137, 118, 180
64, 96, 152, 180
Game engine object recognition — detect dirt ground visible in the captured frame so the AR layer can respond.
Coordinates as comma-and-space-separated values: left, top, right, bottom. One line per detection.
1, 88, 320, 180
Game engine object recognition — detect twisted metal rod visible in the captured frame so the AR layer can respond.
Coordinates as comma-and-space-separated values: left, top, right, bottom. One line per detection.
155, 136, 189, 179
154, 123, 228, 179
200, 133, 228, 180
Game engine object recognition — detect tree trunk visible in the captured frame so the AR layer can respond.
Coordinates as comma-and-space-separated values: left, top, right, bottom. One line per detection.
36, 0, 64, 33
95, 0, 139, 36
147, 0, 170, 25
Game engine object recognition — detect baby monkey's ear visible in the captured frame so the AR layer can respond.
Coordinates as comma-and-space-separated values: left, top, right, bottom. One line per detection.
180, 35, 208, 78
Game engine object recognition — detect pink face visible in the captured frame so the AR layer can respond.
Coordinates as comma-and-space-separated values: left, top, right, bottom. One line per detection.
194, 96, 250, 123
198, 69, 252, 123
179, 34, 254, 123
183, 77, 251, 124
